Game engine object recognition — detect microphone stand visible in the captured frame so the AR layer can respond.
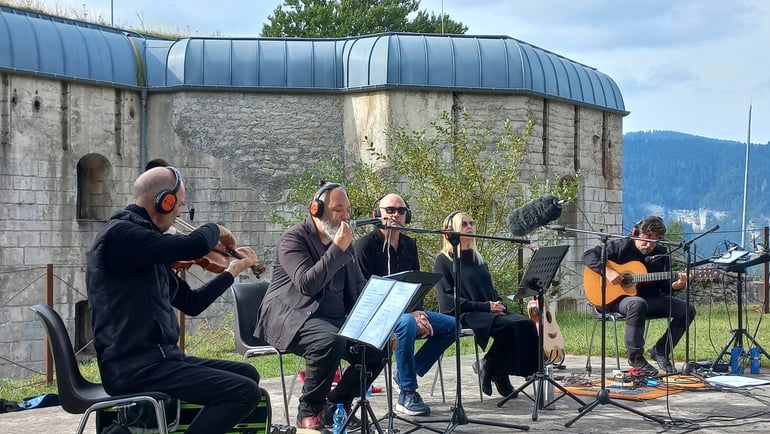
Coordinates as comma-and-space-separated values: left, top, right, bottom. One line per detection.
665, 225, 720, 376
549, 226, 666, 428
379, 224, 530, 433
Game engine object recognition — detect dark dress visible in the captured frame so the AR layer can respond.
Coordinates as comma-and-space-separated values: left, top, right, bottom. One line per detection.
433, 250, 538, 380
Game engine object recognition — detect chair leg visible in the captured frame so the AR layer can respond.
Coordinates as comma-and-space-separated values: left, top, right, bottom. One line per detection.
586, 314, 598, 372
277, 354, 290, 426
473, 344, 482, 403
287, 357, 303, 409
611, 317, 621, 370
430, 354, 447, 404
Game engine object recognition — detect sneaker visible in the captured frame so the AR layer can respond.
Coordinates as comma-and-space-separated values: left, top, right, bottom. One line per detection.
648, 347, 677, 374
628, 355, 659, 376
322, 401, 361, 431
396, 390, 431, 416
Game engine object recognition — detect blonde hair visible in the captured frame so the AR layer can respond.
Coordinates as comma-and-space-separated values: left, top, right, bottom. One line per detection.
440, 211, 484, 264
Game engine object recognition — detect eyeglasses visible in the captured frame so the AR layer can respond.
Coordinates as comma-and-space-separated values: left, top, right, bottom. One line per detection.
381, 206, 408, 215
461, 220, 475, 228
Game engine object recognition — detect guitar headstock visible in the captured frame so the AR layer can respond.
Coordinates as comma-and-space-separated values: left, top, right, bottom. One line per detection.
690, 266, 721, 281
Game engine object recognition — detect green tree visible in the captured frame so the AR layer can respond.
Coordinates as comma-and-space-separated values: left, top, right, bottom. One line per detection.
273, 111, 581, 309
262, 0, 467, 37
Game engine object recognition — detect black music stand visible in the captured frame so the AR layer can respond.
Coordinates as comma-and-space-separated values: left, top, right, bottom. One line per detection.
709, 251, 770, 372
378, 271, 444, 434
497, 245, 586, 421
338, 276, 424, 434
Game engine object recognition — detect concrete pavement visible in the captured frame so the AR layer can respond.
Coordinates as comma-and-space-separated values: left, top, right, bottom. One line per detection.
2, 353, 770, 433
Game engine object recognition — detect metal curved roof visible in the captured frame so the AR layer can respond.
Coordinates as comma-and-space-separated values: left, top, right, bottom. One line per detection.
0, 6, 625, 113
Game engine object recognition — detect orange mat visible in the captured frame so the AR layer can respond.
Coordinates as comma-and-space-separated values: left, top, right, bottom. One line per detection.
563, 374, 708, 401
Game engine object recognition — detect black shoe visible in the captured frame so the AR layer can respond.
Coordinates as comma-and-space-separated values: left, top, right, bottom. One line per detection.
492, 373, 515, 397
648, 347, 677, 374
323, 401, 361, 431
474, 360, 493, 396
628, 355, 659, 376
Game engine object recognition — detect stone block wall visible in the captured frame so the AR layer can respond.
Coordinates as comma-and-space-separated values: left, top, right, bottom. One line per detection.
0, 73, 623, 376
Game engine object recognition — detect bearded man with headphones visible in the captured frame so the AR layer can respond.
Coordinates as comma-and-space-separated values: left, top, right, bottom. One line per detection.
86, 166, 262, 434
353, 193, 455, 416
257, 182, 387, 430
582, 215, 694, 375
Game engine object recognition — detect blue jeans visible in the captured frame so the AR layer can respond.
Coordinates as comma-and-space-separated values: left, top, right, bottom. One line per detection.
394, 311, 456, 392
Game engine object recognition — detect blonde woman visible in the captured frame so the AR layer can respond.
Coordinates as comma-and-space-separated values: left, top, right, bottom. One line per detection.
433, 211, 538, 398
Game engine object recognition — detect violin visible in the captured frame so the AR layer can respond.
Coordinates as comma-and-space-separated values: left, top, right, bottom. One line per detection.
170, 218, 266, 278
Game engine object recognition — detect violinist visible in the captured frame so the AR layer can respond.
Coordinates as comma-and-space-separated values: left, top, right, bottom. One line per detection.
86, 166, 262, 434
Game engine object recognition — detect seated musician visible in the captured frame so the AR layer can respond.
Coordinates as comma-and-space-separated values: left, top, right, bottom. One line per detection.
433, 211, 539, 398
86, 166, 262, 433
582, 215, 693, 375
256, 182, 387, 430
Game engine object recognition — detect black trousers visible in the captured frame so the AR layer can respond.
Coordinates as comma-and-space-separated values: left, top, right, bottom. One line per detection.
615, 295, 696, 358
484, 313, 539, 379
114, 356, 261, 434
287, 317, 388, 418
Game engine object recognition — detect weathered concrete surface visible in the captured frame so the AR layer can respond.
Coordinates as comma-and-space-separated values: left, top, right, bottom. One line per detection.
2, 354, 769, 433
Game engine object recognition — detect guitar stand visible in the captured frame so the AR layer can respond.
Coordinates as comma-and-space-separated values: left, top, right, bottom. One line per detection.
563, 231, 666, 428
345, 343, 384, 434
497, 245, 586, 421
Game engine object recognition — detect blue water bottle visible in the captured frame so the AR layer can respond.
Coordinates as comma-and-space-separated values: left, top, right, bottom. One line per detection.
730, 347, 745, 375
333, 403, 347, 434
750, 347, 761, 374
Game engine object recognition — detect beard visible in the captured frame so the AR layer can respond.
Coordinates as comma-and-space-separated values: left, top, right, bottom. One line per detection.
639, 246, 654, 255
321, 217, 340, 240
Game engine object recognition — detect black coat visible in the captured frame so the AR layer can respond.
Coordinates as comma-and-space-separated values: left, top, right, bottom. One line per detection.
256, 218, 365, 351
86, 204, 234, 390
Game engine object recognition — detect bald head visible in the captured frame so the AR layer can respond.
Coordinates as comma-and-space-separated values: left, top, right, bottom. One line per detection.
134, 167, 179, 203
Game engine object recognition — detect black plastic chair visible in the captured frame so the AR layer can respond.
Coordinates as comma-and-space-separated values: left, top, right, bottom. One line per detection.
30, 304, 170, 434
231, 282, 292, 426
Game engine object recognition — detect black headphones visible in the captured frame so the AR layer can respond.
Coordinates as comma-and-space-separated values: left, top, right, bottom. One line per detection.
309, 182, 342, 218
443, 210, 462, 232
371, 194, 412, 224
632, 215, 666, 236
153, 166, 182, 214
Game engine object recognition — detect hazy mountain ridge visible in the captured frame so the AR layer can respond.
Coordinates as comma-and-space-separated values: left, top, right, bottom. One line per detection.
623, 130, 770, 256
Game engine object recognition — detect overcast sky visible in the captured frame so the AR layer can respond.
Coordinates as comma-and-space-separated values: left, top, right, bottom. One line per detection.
21, 0, 770, 144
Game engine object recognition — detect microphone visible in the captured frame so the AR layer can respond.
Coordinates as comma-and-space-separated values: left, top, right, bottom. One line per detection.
645, 254, 668, 264
349, 218, 382, 230
506, 195, 564, 236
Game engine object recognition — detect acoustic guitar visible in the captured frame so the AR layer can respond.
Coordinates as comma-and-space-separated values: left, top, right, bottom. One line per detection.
527, 298, 566, 365
583, 260, 717, 306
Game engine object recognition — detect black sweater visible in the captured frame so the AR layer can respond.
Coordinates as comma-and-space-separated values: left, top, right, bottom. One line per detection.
86, 204, 234, 391
582, 236, 673, 299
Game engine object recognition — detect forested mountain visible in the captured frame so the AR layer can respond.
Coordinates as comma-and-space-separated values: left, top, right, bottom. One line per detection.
622, 130, 770, 257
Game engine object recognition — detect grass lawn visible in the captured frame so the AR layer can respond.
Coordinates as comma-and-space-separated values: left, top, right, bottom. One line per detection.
2, 304, 767, 403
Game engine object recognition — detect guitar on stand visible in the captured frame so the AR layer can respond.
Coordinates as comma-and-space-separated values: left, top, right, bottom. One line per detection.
583, 260, 718, 306
526, 297, 566, 366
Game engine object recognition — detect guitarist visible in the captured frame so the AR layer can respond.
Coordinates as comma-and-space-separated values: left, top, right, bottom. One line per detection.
582, 215, 693, 375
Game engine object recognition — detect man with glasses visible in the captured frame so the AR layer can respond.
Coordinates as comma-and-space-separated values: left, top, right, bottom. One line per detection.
354, 193, 455, 416
582, 215, 693, 375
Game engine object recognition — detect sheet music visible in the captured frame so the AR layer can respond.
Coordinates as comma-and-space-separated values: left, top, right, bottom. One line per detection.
339, 275, 420, 349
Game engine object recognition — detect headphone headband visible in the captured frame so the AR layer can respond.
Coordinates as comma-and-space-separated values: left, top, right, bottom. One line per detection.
309, 182, 343, 218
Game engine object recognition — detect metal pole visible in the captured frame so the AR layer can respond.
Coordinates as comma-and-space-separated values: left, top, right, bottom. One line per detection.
740, 103, 751, 247
111, 0, 114, 26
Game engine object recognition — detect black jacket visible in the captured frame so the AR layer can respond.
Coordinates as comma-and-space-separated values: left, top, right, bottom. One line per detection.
86, 204, 234, 391
256, 217, 365, 351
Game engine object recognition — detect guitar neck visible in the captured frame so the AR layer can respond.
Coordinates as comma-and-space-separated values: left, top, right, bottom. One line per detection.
629, 271, 675, 284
